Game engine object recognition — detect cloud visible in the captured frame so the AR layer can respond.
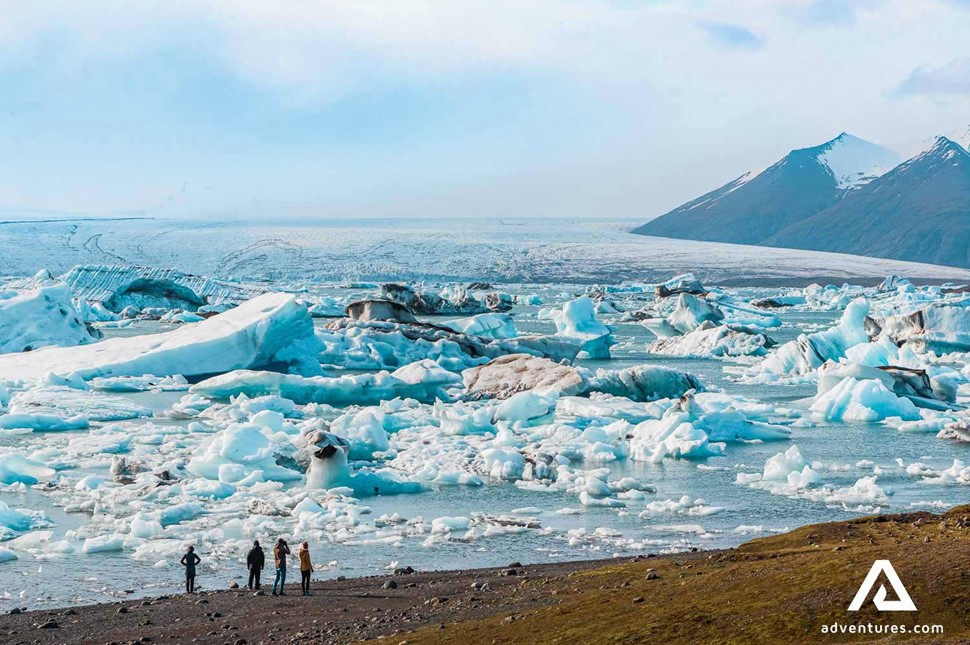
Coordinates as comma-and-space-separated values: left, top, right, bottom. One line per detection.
895, 58, 970, 96
800, 0, 857, 25
699, 22, 764, 49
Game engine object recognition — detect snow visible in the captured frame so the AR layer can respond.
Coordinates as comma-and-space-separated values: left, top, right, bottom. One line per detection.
0, 283, 98, 353
0, 292, 323, 381
817, 133, 902, 190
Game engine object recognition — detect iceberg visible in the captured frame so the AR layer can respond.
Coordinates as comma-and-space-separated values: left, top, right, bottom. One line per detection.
647, 323, 772, 357
40, 264, 266, 312
811, 374, 920, 422
749, 298, 871, 380
0, 283, 100, 353
549, 296, 615, 359
191, 360, 460, 405
463, 354, 588, 399
0, 292, 323, 381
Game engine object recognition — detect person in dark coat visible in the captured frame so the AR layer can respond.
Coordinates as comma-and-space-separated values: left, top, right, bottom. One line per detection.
180, 545, 201, 594
246, 540, 265, 590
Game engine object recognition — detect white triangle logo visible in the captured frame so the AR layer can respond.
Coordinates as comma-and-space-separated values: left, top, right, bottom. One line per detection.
848, 560, 917, 612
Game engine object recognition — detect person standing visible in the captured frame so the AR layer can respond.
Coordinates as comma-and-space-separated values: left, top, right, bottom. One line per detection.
246, 540, 265, 590
272, 538, 290, 596
298, 542, 314, 596
180, 545, 201, 594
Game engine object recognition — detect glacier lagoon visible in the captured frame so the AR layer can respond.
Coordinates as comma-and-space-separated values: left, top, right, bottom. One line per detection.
0, 276, 968, 610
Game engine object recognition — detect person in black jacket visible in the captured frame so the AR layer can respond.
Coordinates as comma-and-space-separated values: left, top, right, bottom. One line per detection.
247, 540, 265, 590
180, 545, 201, 594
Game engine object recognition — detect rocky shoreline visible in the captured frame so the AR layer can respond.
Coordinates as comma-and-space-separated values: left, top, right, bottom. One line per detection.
1, 506, 968, 644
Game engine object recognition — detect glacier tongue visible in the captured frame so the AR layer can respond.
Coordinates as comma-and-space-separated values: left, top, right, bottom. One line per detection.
0, 292, 322, 381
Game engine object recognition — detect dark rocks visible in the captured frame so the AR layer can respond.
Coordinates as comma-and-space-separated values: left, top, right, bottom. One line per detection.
500, 568, 518, 577
508, 562, 522, 568
253, 590, 265, 597
9, 608, 21, 615
228, 581, 239, 589
632, 596, 645, 604
117, 606, 129, 614
393, 566, 415, 575
37, 619, 58, 629
382, 580, 398, 590
646, 572, 660, 580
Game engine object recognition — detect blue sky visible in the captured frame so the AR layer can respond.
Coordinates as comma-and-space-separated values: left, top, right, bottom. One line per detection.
0, 0, 967, 220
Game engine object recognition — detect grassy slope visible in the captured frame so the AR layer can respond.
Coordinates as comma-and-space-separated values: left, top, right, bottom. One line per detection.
397, 506, 970, 644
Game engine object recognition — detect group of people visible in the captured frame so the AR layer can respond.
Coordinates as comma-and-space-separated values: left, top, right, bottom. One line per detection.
181, 538, 316, 596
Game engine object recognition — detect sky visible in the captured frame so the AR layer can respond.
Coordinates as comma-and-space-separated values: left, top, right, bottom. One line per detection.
0, 0, 968, 221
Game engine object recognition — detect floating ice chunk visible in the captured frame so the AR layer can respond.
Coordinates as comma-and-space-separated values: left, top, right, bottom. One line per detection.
762, 446, 819, 484
305, 432, 351, 489
667, 294, 724, 334
89, 374, 190, 392
191, 362, 456, 406
0, 547, 17, 562
579, 491, 625, 507
481, 447, 525, 480
826, 476, 888, 505
442, 314, 517, 340
0, 283, 99, 353
81, 535, 125, 554
129, 513, 165, 539
431, 516, 471, 533
640, 496, 723, 517
187, 422, 302, 483
647, 323, 771, 357
0, 453, 55, 485
463, 354, 588, 399
876, 303, 970, 354
630, 407, 726, 463
811, 376, 920, 422
433, 401, 496, 435
0, 501, 51, 538
751, 298, 871, 379
0, 412, 88, 432
919, 459, 970, 485
156, 502, 204, 527
493, 390, 559, 426
589, 365, 704, 403
7, 386, 152, 423
0, 292, 323, 381
551, 296, 615, 359
331, 410, 390, 460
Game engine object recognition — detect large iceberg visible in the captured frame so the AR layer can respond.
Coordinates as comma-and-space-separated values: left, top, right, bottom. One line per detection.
0, 283, 100, 353
0, 292, 322, 381
748, 298, 871, 380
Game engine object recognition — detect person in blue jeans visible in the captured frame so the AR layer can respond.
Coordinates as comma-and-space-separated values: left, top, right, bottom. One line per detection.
271, 538, 290, 596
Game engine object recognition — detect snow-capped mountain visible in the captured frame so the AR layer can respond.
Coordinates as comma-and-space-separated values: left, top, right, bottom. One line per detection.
763, 137, 970, 268
633, 133, 901, 245
892, 123, 970, 159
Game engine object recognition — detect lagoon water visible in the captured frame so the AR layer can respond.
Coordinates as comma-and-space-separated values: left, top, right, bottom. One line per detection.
0, 283, 966, 610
